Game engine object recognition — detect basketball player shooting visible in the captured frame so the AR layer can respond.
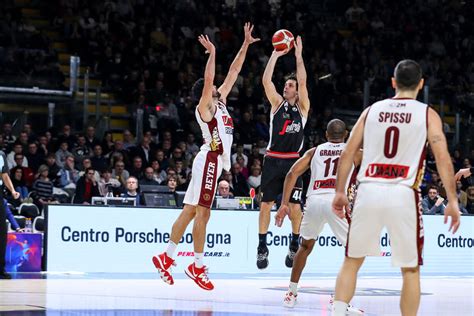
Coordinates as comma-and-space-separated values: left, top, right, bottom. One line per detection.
257, 36, 310, 269
152, 23, 259, 291
330, 60, 461, 316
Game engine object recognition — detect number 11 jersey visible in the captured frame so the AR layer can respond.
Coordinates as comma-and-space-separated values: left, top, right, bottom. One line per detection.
357, 98, 428, 189
307, 142, 347, 197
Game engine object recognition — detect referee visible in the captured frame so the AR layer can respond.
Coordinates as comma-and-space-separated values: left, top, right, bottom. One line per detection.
0, 151, 20, 279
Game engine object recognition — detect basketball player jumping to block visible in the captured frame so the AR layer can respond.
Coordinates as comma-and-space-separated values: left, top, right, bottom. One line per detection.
257, 36, 310, 269
331, 60, 461, 316
152, 23, 259, 291
274, 119, 363, 314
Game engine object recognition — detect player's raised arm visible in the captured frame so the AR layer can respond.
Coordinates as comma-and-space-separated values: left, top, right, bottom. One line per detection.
196, 35, 216, 122
218, 22, 259, 102
262, 49, 288, 110
332, 108, 369, 218
294, 36, 310, 117
275, 148, 315, 227
427, 108, 460, 233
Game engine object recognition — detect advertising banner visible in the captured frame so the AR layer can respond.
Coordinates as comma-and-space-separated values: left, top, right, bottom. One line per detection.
46, 205, 473, 274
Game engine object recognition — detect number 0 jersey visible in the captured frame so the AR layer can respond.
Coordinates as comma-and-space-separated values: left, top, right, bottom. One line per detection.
357, 98, 428, 188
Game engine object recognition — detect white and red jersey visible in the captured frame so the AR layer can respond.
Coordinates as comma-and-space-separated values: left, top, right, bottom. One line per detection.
307, 142, 348, 197
357, 98, 428, 188
196, 100, 234, 171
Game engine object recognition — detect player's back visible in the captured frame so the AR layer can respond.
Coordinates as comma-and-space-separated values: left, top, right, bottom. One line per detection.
307, 142, 346, 198
358, 98, 428, 188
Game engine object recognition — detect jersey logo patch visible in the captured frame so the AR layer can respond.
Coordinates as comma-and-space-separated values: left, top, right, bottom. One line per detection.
365, 163, 409, 179
313, 179, 336, 190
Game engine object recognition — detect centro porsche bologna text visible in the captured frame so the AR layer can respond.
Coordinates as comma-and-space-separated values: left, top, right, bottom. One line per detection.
60, 226, 230, 248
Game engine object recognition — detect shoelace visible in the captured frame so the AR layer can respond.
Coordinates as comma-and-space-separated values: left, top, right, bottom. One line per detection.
287, 249, 296, 260
197, 266, 210, 283
257, 253, 268, 261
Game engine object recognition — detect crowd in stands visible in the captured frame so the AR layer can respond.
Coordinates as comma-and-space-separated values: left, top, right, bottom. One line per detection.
43, 0, 472, 136
0, 0, 473, 224
1, 121, 473, 219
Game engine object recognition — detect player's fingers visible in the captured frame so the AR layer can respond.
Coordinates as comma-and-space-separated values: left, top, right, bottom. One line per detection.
453, 220, 460, 234
444, 213, 448, 224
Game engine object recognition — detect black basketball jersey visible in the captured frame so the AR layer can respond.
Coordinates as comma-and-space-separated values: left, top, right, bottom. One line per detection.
266, 100, 307, 158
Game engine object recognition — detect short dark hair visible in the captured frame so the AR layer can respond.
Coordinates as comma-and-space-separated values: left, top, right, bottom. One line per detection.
191, 78, 205, 102
428, 185, 439, 193
284, 73, 298, 90
326, 119, 346, 140
394, 59, 422, 90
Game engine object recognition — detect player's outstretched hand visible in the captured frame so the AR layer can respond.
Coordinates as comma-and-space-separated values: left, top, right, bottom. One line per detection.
294, 36, 303, 57
243, 22, 260, 45
198, 34, 215, 54
275, 204, 290, 227
272, 47, 290, 58
454, 168, 472, 181
444, 201, 461, 234
332, 192, 349, 219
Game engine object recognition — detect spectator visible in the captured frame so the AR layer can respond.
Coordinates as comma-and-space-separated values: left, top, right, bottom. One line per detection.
101, 131, 114, 155
185, 133, 199, 158
122, 130, 135, 150
154, 149, 169, 171
466, 186, 474, 215
7, 142, 28, 169
120, 176, 142, 205
131, 135, 154, 166
71, 135, 91, 165
37, 134, 51, 157
85, 126, 100, 149
32, 165, 57, 208
112, 160, 129, 186
98, 169, 121, 197
73, 167, 100, 204
90, 144, 108, 172
58, 155, 80, 189
247, 165, 262, 190
13, 154, 34, 187
55, 141, 73, 168
231, 144, 248, 167
45, 153, 61, 185
129, 156, 145, 180
236, 156, 248, 179
167, 175, 178, 193
231, 162, 249, 197
422, 186, 446, 215
2, 122, 16, 147
150, 160, 167, 184
57, 125, 76, 150
216, 180, 233, 198
10, 167, 28, 200
139, 167, 160, 186
25, 142, 44, 173
78, 158, 101, 182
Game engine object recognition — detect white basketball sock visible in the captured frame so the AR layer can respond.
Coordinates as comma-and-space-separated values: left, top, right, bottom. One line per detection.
194, 253, 204, 268
289, 282, 298, 295
332, 300, 348, 316
165, 241, 177, 258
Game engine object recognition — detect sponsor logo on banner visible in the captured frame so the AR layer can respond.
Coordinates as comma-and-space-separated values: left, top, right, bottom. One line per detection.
46, 206, 474, 274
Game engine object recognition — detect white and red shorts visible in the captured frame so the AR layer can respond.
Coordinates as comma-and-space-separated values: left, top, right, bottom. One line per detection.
346, 182, 424, 268
183, 150, 223, 208
301, 194, 349, 243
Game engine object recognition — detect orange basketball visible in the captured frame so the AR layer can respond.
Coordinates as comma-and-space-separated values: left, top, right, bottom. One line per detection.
272, 29, 294, 51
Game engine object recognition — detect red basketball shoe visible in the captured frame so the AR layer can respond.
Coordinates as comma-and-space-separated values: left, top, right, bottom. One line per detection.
185, 263, 214, 291
152, 252, 176, 285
